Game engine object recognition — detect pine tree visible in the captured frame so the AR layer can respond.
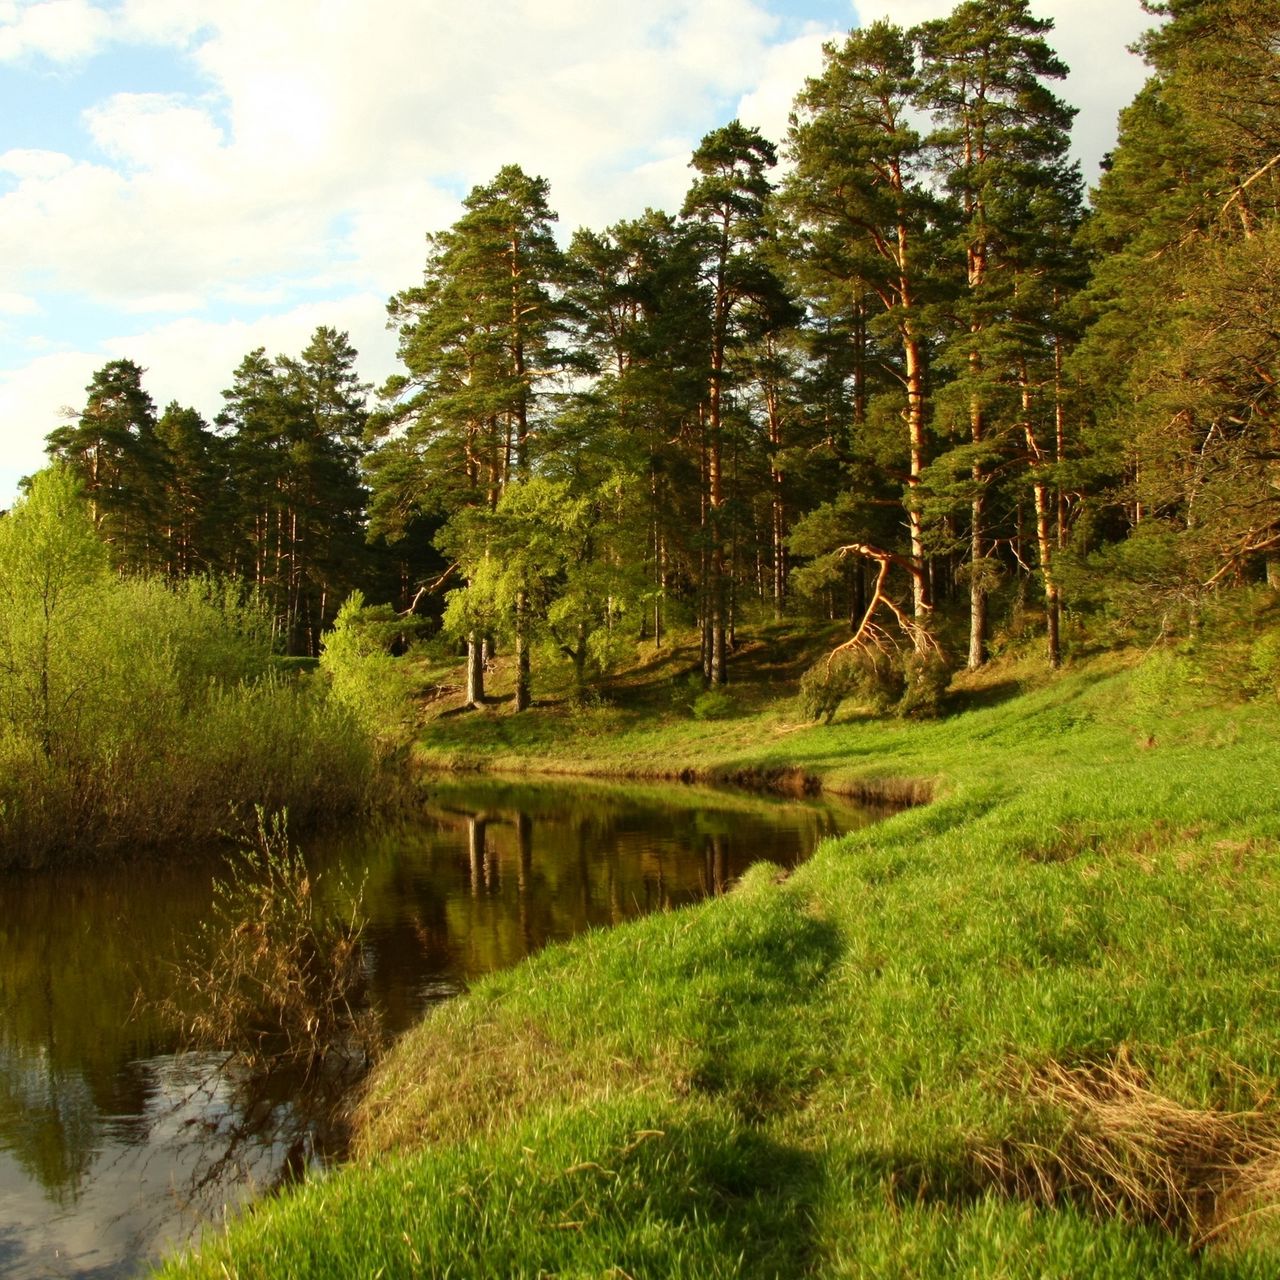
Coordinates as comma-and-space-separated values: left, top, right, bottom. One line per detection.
564, 211, 708, 647
369, 165, 570, 707
781, 21, 940, 630
279, 327, 371, 654
681, 122, 781, 684
1072, 0, 1280, 613
219, 348, 295, 642
916, 0, 1077, 667
154, 402, 225, 578
47, 359, 168, 572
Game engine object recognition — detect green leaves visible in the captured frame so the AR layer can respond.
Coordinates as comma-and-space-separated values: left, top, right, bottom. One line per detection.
0, 465, 109, 760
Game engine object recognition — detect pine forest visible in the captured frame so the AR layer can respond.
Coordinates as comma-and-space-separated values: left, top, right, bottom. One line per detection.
32, 0, 1280, 702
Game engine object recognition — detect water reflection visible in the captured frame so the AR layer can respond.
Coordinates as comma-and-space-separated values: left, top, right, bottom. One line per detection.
0, 777, 884, 1276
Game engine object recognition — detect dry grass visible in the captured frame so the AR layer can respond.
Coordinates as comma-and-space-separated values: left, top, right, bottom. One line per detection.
352, 1005, 671, 1159
979, 1049, 1280, 1253
166, 809, 381, 1075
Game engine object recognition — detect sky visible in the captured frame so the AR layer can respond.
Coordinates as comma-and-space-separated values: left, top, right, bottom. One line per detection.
0, 0, 1155, 506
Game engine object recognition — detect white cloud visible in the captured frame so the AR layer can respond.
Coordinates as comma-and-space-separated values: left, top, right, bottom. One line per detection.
85, 93, 225, 175
0, 349, 93, 501
1039, 0, 1153, 176
102, 295, 398, 418
0, 0, 800, 312
116, 291, 207, 315
117, 0, 211, 46
0, 291, 39, 315
736, 26, 843, 147
0, 0, 110, 62
0, 148, 75, 180
0, 0, 1154, 507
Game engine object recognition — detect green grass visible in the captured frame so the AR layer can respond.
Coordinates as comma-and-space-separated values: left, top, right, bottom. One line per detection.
156, 632, 1280, 1278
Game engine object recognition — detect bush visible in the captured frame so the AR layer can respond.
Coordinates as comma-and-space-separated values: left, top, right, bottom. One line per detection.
798, 651, 904, 723
1248, 629, 1280, 700
691, 685, 737, 720
669, 671, 738, 721
320, 591, 416, 760
1128, 647, 1199, 721
797, 646, 949, 723
897, 651, 952, 719
0, 468, 383, 866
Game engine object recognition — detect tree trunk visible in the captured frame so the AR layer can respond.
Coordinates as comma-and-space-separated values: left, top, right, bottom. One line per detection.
466, 631, 485, 707
707, 224, 729, 687
766, 354, 787, 620
903, 326, 931, 621
967, 322, 987, 670
514, 590, 531, 711
968, 487, 987, 670
1033, 478, 1061, 668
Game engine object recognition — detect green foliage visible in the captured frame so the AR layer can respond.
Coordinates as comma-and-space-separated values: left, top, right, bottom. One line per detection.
20, 0, 1280, 701
798, 646, 949, 722
669, 671, 739, 720
0, 468, 378, 866
798, 651, 904, 722
46, 334, 376, 655
1060, 524, 1207, 641
690, 684, 737, 721
319, 591, 415, 758
1247, 629, 1280, 700
897, 650, 952, 719
0, 464, 110, 760
1128, 648, 1199, 721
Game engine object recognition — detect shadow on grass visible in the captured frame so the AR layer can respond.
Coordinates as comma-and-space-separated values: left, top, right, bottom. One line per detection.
947, 678, 1025, 715
427, 1110, 830, 1280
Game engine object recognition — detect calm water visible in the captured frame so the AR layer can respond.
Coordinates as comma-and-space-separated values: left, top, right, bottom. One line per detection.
0, 776, 884, 1277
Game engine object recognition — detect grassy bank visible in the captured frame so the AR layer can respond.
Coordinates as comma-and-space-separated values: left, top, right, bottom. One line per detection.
158, 637, 1280, 1277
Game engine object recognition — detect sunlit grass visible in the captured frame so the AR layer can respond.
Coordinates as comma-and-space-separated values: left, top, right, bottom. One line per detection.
157, 635, 1280, 1278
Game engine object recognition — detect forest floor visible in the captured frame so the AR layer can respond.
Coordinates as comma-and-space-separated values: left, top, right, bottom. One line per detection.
158, 624, 1280, 1278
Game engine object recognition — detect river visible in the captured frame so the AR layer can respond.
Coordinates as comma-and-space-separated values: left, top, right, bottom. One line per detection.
0, 776, 886, 1277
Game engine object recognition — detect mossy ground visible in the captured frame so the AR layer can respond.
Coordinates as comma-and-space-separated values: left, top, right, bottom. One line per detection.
157, 622, 1280, 1278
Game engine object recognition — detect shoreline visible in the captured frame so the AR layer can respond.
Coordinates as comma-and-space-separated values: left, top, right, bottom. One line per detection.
157, 661, 1280, 1277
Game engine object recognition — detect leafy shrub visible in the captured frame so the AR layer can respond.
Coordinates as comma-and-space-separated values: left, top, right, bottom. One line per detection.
896, 651, 952, 719
671, 671, 702, 711
564, 687, 626, 738
669, 670, 738, 721
1248, 630, 1280, 700
798, 651, 903, 723
0, 468, 383, 866
1059, 523, 1208, 642
320, 591, 416, 759
691, 685, 737, 720
1128, 648, 1199, 721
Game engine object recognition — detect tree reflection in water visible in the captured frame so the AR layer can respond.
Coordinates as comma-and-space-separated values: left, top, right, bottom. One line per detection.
0, 777, 884, 1277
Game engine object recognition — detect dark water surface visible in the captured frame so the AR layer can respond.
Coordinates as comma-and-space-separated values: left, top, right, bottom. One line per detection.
0, 776, 884, 1277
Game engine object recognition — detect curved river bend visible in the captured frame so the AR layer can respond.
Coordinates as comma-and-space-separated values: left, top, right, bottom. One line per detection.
0, 776, 888, 1278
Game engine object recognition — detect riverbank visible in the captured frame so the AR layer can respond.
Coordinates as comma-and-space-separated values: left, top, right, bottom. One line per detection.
159, 645, 1280, 1278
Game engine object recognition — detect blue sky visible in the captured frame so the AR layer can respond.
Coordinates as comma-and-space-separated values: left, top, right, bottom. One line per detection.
0, 0, 1152, 506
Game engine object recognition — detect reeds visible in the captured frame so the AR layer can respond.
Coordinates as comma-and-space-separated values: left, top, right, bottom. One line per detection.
167, 807, 382, 1075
